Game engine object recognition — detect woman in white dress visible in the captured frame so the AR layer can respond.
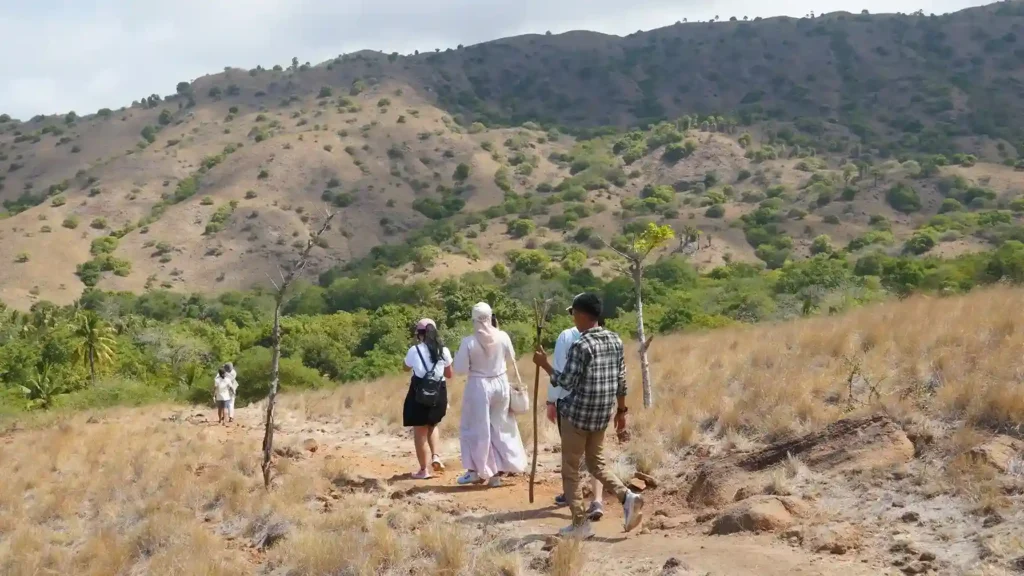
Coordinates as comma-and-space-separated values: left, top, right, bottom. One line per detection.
452, 302, 528, 487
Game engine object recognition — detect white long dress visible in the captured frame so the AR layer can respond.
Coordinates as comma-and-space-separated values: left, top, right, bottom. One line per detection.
453, 331, 528, 480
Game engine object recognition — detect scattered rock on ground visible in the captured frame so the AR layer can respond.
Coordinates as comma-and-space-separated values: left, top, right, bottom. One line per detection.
900, 560, 934, 574
806, 523, 863, 555
331, 474, 389, 493
688, 415, 914, 507
982, 512, 1004, 528
968, 435, 1024, 473
250, 519, 292, 550
710, 496, 811, 535
274, 445, 304, 459
302, 438, 319, 453
901, 511, 920, 523
661, 557, 694, 575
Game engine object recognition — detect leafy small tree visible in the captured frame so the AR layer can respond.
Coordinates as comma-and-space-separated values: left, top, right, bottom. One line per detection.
454, 163, 471, 181
603, 223, 675, 408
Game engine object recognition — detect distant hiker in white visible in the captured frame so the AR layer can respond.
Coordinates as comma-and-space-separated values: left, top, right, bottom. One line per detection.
223, 362, 238, 423
453, 302, 528, 487
213, 367, 233, 425
548, 303, 605, 521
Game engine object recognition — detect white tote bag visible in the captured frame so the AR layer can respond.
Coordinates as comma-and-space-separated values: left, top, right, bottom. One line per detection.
508, 352, 530, 415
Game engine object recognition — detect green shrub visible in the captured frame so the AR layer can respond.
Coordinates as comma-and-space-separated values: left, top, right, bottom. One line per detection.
204, 201, 238, 235
233, 346, 327, 404
454, 163, 471, 181
62, 216, 80, 229
507, 219, 536, 238
494, 166, 512, 192
940, 198, 965, 213
904, 231, 937, 255
810, 235, 833, 255
90, 236, 119, 256
51, 196, 66, 207
705, 204, 726, 218
887, 183, 922, 213
507, 249, 551, 274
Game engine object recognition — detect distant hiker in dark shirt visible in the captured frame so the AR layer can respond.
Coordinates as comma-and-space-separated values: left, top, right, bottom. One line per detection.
533, 292, 643, 539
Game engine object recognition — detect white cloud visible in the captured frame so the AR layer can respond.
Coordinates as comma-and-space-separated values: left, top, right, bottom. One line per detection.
0, 0, 991, 120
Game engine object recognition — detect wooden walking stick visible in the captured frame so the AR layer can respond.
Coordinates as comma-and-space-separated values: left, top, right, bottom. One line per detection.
529, 298, 552, 504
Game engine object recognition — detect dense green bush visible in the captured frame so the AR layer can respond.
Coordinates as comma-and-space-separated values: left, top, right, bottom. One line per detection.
507, 219, 536, 238
886, 182, 922, 213
705, 204, 726, 218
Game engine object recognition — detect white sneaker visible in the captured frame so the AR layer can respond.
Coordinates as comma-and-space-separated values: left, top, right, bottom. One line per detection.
431, 455, 445, 473
622, 492, 644, 532
558, 522, 595, 540
487, 476, 502, 487
456, 471, 481, 485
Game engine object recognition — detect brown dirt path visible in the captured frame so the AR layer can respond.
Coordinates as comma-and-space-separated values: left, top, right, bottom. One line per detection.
192, 404, 900, 576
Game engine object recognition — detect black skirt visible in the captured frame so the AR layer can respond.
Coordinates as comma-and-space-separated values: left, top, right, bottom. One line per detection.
403, 380, 448, 427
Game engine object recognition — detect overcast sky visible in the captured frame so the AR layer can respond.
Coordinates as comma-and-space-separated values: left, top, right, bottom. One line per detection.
0, 0, 988, 120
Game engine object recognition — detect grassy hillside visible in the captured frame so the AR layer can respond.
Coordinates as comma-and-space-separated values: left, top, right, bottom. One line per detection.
3, 288, 1022, 575
3, 3, 1024, 310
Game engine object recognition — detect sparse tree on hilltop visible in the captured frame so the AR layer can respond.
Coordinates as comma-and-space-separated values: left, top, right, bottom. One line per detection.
603, 223, 675, 409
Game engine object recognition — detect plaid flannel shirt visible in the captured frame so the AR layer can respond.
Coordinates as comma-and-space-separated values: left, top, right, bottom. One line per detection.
551, 326, 627, 432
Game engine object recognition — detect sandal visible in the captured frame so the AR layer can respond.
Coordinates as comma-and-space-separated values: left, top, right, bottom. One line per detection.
411, 470, 432, 480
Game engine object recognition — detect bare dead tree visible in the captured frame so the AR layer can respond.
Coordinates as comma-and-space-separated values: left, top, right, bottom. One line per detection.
262, 210, 337, 489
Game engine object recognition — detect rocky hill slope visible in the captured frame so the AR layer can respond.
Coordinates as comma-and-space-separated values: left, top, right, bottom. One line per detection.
3, 2, 1024, 308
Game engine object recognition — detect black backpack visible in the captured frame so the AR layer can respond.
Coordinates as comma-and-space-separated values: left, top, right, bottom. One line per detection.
412, 346, 444, 407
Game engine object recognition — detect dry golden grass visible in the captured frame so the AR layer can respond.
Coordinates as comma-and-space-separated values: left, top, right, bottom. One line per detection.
4, 287, 1024, 574
549, 537, 587, 576
0, 408, 525, 576
315, 286, 1024, 480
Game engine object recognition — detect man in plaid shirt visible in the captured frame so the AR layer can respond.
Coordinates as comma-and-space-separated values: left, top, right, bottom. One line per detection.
534, 292, 643, 538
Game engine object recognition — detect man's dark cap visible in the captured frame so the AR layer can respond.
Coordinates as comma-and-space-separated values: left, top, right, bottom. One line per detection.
569, 292, 602, 319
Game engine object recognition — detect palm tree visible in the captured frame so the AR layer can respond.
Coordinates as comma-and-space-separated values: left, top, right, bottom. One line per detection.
73, 312, 117, 385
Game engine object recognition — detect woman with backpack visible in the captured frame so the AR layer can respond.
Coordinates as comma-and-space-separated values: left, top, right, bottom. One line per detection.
403, 318, 454, 480
452, 302, 528, 487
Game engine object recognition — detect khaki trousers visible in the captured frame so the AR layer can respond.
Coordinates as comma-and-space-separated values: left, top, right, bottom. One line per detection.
559, 418, 629, 526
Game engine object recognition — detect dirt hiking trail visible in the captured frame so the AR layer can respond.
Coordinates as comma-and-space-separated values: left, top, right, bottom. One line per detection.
173, 403, 944, 576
